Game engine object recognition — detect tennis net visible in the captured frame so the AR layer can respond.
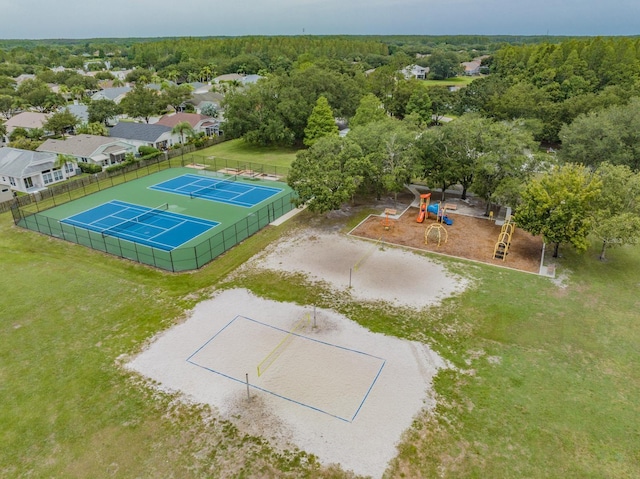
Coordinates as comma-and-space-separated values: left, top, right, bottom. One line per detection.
101, 203, 169, 238
190, 175, 237, 199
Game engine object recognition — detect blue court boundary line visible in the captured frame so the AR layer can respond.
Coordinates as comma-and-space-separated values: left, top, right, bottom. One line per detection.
186, 315, 386, 423
60, 200, 220, 251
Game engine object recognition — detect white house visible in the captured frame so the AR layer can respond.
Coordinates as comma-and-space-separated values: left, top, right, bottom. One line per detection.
0, 147, 76, 194
401, 65, 430, 80
37, 135, 136, 169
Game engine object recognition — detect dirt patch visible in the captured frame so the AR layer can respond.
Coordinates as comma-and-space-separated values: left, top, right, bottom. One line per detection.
351, 207, 544, 274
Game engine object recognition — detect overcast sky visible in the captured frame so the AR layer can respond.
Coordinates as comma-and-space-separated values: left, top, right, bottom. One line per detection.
0, 0, 638, 39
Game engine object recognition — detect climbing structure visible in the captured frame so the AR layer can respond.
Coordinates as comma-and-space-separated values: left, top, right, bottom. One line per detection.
424, 223, 448, 247
493, 219, 515, 261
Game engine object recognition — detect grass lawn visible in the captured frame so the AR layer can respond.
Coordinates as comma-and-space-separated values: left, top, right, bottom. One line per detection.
422, 76, 477, 87
195, 138, 299, 170
1, 194, 639, 477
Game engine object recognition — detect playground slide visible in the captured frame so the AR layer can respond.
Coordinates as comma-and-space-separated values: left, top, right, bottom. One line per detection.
416, 210, 426, 223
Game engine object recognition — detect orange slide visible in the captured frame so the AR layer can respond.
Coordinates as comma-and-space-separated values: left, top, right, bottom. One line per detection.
416, 193, 432, 223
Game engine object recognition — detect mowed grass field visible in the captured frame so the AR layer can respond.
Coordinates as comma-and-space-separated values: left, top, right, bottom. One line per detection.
197, 138, 299, 170
1, 179, 639, 476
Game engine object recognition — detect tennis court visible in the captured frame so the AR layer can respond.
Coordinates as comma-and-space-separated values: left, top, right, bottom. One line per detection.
61, 199, 219, 251
187, 315, 386, 423
149, 173, 283, 207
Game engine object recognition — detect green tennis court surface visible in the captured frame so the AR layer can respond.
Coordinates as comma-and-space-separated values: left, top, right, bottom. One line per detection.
20, 167, 296, 271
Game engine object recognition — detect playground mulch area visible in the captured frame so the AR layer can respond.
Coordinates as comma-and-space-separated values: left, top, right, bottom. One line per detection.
351, 207, 544, 274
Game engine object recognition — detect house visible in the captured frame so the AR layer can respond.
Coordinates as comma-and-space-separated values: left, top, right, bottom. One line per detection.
213, 73, 245, 84
65, 103, 90, 124
155, 112, 220, 137
188, 92, 225, 113
13, 74, 36, 85
0, 183, 12, 202
461, 60, 482, 76
90, 86, 132, 104
461, 56, 490, 76
108, 122, 179, 150
0, 147, 76, 194
37, 135, 136, 169
401, 65, 430, 80
3, 112, 50, 141
240, 74, 263, 86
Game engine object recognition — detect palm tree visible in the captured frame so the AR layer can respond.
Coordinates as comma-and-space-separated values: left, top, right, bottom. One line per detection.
171, 121, 195, 162
70, 85, 85, 102
54, 154, 77, 177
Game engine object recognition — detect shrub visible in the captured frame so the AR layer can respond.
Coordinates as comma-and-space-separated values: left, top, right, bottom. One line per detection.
77, 162, 102, 174
138, 145, 162, 159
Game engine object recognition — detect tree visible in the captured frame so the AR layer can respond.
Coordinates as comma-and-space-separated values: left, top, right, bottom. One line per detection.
427, 50, 463, 80
88, 99, 121, 125
288, 136, 363, 213
0, 95, 15, 118
54, 153, 77, 173
405, 89, 432, 126
349, 118, 416, 200
428, 86, 456, 124
559, 98, 640, 171
200, 102, 218, 118
422, 114, 493, 201
515, 163, 602, 257
414, 128, 461, 201
350, 93, 387, 128
171, 121, 195, 162
43, 109, 79, 138
76, 122, 108, 136
16, 78, 54, 111
120, 84, 161, 123
471, 121, 538, 214
171, 120, 195, 145
303, 96, 338, 147
592, 163, 640, 260
161, 83, 194, 112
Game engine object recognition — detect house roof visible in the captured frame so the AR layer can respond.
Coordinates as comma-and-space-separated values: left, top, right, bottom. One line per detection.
65, 103, 89, 123
37, 135, 124, 157
108, 122, 172, 142
4, 112, 50, 130
0, 147, 57, 178
462, 61, 482, 72
214, 73, 244, 83
188, 92, 224, 107
241, 74, 263, 85
92, 86, 131, 101
156, 113, 212, 129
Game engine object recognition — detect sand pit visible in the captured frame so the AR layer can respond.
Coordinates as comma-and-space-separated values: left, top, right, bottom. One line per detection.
127, 289, 449, 478
253, 230, 469, 310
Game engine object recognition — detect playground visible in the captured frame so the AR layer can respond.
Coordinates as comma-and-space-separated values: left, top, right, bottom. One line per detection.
351, 196, 545, 274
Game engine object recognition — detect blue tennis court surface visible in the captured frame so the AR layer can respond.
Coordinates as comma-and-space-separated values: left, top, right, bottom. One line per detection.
149, 173, 282, 207
61, 200, 219, 251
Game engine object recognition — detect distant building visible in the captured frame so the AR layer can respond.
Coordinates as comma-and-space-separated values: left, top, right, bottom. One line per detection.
400, 65, 430, 80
